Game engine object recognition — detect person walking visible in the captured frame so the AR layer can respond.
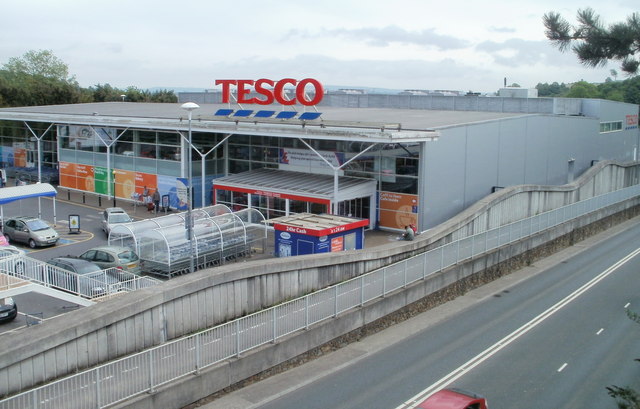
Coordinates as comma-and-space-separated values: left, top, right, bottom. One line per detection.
152, 189, 161, 214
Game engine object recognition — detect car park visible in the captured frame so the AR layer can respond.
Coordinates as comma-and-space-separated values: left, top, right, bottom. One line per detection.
0, 297, 17, 323
78, 246, 141, 275
45, 257, 122, 297
2, 216, 59, 248
101, 207, 132, 236
417, 388, 488, 409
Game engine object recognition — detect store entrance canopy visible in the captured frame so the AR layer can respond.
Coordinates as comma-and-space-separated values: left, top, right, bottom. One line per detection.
213, 168, 377, 227
0, 184, 57, 204
0, 183, 58, 225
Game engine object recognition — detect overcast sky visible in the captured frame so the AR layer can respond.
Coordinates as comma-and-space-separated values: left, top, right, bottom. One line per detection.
1, 0, 637, 93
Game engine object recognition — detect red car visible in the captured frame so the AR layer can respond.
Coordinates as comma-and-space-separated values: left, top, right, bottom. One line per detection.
417, 388, 488, 409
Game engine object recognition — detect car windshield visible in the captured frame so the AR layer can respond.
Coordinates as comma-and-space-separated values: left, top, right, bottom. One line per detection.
117, 250, 139, 262
25, 219, 50, 231
109, 214, 131, 223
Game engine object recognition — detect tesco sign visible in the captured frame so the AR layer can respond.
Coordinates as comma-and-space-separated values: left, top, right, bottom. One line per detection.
215, 78, 324, 106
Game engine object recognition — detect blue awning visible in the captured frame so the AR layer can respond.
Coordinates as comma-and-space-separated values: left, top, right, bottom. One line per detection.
0, 183, 57, 205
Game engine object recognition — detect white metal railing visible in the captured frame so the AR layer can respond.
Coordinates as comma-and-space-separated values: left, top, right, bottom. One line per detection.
1, 184, 639, 409
0, 255, 161, 301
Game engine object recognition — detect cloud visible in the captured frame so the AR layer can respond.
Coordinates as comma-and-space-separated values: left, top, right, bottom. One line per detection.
288, 25, 469, 50
206, 54, 494, 91
488, 26, 516, 33
475, 38, 580, 67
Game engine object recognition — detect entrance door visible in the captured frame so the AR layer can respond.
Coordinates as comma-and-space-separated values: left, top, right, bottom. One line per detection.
337, 197, 370, 220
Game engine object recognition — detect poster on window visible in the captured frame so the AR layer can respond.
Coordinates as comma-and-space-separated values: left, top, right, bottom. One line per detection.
379, 192, 418, 230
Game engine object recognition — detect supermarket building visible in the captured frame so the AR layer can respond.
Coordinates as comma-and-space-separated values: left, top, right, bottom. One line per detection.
0, 82, 637, 232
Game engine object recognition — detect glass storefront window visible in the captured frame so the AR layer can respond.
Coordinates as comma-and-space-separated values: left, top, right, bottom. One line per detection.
159, 145, 180, 161
139, 144, 157, 158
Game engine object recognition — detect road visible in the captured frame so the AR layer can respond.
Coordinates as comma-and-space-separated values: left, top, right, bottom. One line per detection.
200, 217, 640, 409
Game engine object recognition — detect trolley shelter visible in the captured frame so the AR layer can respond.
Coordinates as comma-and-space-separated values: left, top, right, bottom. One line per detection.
268, 213, 368, 257
213, 168, 377, 227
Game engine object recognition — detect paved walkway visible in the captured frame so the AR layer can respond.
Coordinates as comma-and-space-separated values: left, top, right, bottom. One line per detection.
52, 184, 401, 251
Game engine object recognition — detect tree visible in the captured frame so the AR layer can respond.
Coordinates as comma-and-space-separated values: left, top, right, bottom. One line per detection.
623, 76, 640, 105
543, 8, 640, 76
606, 309, 640, 408
565, 80, 600, 98
2, 49, 73, 82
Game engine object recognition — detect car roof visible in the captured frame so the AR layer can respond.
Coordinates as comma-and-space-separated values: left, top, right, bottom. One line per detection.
7, 216, 38, 221
105, 207, 127, 213
418, 389, 485, 409
49, 256, 97, 266
84, 245, 131, 252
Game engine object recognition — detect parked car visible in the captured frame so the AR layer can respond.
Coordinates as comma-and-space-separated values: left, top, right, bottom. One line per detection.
101, 207, 132, 236
0, 245, 26, 275
417, 388, 488, 409
78, 246, 141, 275
0, 297, 17, 323
2, 216, 59, 248
45, 257, 122, 297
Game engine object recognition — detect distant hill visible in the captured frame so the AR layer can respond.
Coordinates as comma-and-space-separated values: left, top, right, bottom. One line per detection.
147, 85, 406, 95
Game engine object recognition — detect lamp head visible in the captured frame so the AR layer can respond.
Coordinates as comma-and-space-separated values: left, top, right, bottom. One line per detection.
181, 102, 200, 112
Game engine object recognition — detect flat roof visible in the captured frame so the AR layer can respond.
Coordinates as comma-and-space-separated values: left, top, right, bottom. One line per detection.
213, 168, 377, 201
267, 213, 368, 231
0, 102, 531, 143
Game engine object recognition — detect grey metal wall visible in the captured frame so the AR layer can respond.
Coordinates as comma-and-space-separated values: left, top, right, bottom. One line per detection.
421, 114, 638, 228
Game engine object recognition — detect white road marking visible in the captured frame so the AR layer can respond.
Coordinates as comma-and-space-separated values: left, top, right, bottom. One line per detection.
395, 246, 640, 409
557, 363, 568, 372
596, 328, 604, 335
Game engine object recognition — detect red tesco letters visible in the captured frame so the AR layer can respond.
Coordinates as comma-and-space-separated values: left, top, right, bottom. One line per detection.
215, 78, 324, 106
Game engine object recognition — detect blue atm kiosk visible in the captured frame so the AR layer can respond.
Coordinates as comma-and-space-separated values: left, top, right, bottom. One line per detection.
271, 213, 368, 257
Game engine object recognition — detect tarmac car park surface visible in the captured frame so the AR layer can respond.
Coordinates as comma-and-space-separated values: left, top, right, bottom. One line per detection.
0, 192, 145, 333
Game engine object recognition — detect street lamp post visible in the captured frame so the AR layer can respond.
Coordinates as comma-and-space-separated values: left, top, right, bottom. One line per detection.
112, 169, 117, 207
181, 102, 199, 274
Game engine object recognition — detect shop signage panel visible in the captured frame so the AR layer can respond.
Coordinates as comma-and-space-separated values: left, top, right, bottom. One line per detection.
215, 78, 324, 106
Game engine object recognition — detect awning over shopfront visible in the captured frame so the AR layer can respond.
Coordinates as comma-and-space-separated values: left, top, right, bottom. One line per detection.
213, 168, 377, 225
0, 183, 58, 225
0, 183, 57, 204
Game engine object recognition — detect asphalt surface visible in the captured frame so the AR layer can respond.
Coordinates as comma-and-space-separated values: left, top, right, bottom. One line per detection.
0, 194, 144, 333
196, 216, 640, 409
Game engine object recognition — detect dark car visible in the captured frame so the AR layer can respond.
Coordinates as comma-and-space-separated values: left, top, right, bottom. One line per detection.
2, 216, 59, 248
45, 257, 122, 297
0, 297, 17, 323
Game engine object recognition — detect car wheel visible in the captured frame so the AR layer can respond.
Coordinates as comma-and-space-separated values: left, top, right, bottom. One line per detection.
28, 239, 37, 249
4, 234, 10, 243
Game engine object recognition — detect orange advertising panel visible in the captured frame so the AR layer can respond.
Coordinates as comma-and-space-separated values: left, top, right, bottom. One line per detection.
330, 236, 344, 252
59, 162, 77, 189
135, 172, 158, 197
379, 192, 418, 230
114, 169, 136, 200
75, 164, 95, 192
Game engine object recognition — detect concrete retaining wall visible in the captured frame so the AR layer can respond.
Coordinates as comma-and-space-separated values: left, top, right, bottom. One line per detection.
114, 199, 640, 409
0, 160, 638, 397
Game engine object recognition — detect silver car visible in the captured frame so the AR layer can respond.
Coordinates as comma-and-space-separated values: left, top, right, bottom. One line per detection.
2, 217, 59, 248
101, 207, 132, 236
